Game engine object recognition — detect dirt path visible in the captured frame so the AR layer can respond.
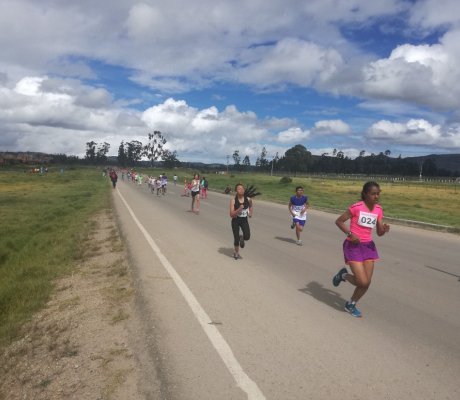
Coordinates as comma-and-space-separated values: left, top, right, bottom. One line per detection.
0, 209, 159, 400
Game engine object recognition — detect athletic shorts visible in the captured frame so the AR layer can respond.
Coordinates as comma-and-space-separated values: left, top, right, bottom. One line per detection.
293, 218, 306, 226
191, 190, 200, 197
343, 240, 379, 264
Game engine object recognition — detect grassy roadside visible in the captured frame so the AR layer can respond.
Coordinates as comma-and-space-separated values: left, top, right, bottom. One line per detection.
0, 168, 110, 347
142, 168, 460, 229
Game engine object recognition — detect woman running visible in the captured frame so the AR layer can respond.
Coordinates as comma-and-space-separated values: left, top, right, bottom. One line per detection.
332, 181, 390, 318
190, 174, 201, 213
229, 184, 260, 260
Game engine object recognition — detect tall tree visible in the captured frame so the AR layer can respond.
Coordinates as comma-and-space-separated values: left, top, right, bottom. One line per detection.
144, 131, 167, 166
242, 155, 250, 167
162, 149, 180, 168
232, 149, 241, 169
256, 146, 269, 169
126, 140, 143, 166
279, 144, 312, 175
118, 141, 127, 167
96, 142, 110, 164
85, 141, 97, 163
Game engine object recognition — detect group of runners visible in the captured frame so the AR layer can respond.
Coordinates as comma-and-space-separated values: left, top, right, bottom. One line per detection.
111, 170, 390, 318
147, 174, 168, 195
227, 179, 390, 318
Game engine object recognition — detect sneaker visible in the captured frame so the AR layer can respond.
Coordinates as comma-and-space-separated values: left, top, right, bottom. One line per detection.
290, 222, 295, 229
344, 301, 362, 318
332, 267, 348, 287
239, 235, 245, 248
296, 240, 303, 246
233, 253, 242, 260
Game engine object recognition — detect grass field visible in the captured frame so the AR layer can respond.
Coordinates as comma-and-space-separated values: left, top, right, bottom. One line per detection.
0, 168, 110, 347
142, 168, 460, 229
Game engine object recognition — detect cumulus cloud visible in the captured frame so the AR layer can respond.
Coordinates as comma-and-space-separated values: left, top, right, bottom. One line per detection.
2, 0, 460, 158
141, 98, 284, 161
367, 119, 460, 148
0, 75, 306, 161
362, 42, 460, 110
0, 76, 148, 155
312, 120, 351, 135
276, 127, 310, 143
409, 0, 460, 32
235, 38, 344, 90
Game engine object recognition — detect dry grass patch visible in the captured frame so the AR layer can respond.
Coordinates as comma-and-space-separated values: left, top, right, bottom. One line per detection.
0, 210, 142, 400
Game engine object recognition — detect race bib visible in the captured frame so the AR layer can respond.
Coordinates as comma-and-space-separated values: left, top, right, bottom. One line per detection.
239, 208, 248, 217
357, 211, 377, 228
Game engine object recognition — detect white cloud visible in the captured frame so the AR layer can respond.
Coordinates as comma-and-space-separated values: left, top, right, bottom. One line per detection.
141, 98, 284, 161
312, 120, 351, 135
276, 127, 310, 143
409, 0, 460, 32
367, 119, 460, 148
0, 76, 149, 155
0, 75, 305, 162
2, 1, 460, 159
235, 38, 344, 89
362, 42, 460, 110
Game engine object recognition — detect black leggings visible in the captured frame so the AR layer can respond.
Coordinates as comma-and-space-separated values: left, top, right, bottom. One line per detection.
231, 217, 250, 246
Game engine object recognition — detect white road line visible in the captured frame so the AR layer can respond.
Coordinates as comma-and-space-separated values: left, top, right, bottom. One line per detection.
116, 188, 266, 400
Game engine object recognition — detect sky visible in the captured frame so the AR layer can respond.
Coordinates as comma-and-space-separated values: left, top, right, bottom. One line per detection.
1, 0, 460, 163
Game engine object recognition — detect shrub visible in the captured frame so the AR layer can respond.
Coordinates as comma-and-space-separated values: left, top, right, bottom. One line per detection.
279, 176, 292, 184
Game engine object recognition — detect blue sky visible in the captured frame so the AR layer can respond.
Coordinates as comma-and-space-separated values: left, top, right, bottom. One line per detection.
1, 0, 459, 163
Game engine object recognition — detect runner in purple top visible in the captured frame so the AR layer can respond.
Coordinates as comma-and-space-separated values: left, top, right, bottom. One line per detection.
288, 186, 309, 246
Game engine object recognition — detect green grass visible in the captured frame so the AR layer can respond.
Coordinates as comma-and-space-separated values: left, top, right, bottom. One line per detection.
0, 168, 110, 347
142, 168, 460, 229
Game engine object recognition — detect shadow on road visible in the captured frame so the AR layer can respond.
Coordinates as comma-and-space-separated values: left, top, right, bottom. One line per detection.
299, 281, 345, 312
218, 247, 236, 259
274, 236, 297, 244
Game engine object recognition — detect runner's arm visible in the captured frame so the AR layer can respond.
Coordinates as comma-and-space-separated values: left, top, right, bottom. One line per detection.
335, 210, 359, 243
376, 219, 390, 236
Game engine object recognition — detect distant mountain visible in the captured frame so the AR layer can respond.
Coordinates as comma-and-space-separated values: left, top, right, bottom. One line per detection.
405, 154, 460, 175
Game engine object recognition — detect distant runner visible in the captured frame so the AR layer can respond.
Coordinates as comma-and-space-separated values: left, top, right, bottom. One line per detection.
288, 186, 309, 246
190, 174, 201, 213
332, 181, 390, 318
109, 169, 118, 189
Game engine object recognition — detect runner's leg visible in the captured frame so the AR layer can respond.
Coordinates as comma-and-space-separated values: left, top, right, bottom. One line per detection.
346, 261, 374, 303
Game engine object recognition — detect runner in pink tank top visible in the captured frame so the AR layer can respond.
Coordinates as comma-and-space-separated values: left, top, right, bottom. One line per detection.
332, 181, 390, 318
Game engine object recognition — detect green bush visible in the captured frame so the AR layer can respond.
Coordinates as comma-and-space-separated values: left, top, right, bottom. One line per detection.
279, 176, 292, 184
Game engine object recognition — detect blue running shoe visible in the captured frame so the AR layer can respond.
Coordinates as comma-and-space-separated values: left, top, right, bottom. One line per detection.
332, 267, 348, 287
344, 301, 362, 318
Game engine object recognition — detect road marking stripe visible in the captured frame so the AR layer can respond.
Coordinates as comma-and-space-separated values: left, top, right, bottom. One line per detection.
117, 188, 266, 400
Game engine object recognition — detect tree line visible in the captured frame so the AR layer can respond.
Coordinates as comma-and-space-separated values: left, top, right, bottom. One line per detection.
49, 137, 455, 177
231, 144, 456, 177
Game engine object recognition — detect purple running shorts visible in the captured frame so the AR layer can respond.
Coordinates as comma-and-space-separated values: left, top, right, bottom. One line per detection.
343, 240, 379, 264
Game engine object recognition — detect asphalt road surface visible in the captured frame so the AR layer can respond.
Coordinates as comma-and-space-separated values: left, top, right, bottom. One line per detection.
113, 178, 459, 400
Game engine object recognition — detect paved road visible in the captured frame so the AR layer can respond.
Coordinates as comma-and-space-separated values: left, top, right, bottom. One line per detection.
113, 178, 460, 400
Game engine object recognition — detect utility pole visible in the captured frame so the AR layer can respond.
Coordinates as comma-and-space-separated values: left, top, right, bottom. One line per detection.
226, 155, 230, 174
